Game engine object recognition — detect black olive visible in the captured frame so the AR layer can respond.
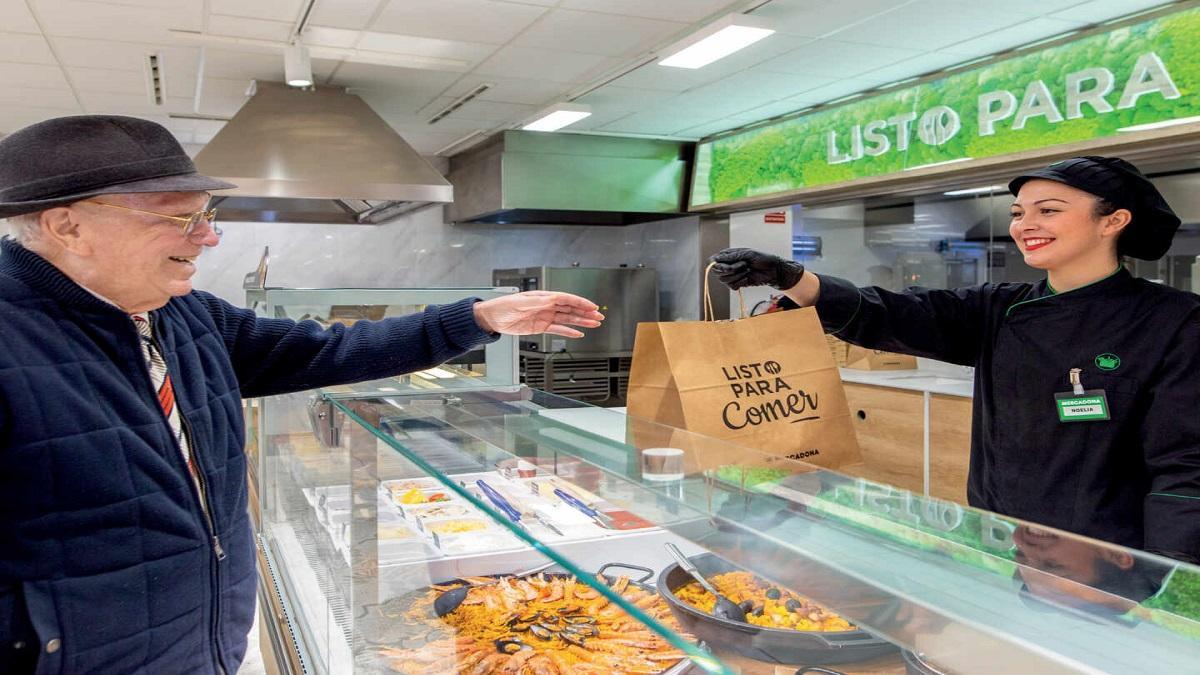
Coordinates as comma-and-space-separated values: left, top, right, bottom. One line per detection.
765, 588, 781, 600
785, 599, 801, 612
753, 608, 764, 617
739, 600, 755, 613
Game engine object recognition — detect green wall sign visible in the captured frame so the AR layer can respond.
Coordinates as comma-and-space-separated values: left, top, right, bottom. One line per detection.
691, 6, 1200, 208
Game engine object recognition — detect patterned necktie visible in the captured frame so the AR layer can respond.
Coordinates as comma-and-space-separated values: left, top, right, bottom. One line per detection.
132, 314, 205, 502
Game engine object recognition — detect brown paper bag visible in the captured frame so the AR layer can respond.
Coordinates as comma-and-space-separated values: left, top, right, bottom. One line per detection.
843, 345, 918, 370
627, 303, 861, 470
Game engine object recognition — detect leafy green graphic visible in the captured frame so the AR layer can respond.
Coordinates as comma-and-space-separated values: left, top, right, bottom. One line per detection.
694, 8, 1200, 206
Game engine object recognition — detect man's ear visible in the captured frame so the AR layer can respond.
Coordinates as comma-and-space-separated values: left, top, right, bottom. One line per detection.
40, 206, 90, 254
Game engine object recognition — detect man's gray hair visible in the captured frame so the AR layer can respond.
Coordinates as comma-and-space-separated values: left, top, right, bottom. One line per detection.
6, 211, 42, 245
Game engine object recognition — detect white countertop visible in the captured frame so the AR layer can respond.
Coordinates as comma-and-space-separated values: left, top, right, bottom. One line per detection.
838, 368, 974, 398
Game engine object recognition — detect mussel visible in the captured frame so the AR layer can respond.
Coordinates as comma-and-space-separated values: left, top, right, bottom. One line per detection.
559, 632, 587, 647
507, 612, 541, 631
564, 616, 595, 625
495, 638, 531, 654
562, 624, 598, 638
529, 624, 555, 641
556, 605, 583, 615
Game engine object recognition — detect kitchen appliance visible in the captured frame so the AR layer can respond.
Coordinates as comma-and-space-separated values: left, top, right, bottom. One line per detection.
193, 82, 452, 224
493, 266, 658, 354
450, 131, 689, 226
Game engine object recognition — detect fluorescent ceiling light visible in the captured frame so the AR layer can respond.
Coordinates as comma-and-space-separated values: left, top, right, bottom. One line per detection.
284, 41, 312, 87
904, 157, 973, 171
522, 103, 591, 132
1117, 115, 1200, 132
944, 184, 1007, 196
658, 13, 774, 69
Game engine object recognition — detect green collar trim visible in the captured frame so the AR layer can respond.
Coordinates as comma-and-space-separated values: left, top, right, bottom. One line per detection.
1007, 265, 1125, 317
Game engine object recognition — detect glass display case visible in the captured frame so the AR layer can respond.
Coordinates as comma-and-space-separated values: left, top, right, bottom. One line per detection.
255, 376, 1200, 674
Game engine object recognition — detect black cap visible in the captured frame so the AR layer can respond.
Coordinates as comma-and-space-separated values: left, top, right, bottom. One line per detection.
1008, 156, 1179, 261
0, 115, 236, 218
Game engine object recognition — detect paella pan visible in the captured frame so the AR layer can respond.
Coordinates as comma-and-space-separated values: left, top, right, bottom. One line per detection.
365, 563, 702, 674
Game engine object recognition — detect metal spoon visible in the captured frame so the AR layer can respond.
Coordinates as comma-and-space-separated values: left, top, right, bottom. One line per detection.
665, 543, 747, 623
433, 560, 556, 618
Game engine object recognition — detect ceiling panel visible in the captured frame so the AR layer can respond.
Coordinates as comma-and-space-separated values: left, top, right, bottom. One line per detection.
191, 77, 253, 116
0, 86, 79, 110
852, 51, 970, 89
51, 39, 199, 73
561, 107, 632, 131
675, 70, 837, 115
0, 62, 71, 89
353, 89, 442, 118
330, 62, 461, 95
422, 96, 537, 123
937, 18, 1085, 58
0, 106, 92, 132
395, 129, 469, 155
606, 34, 801, 92
473, 46, 621, 84
443, 74, 572, 106
0, 2, 41, 34
69, 66, 148, 94
307, 0, 381, 31
303, 25, 361, 49
574, 84, 678, 112
1048, 0, 1175, 22
834, 0, 1025, 51
354, 32, 495, 66
0, 32, 56, 65
752, 0, 916, 38
558, 0, 741, 23
207, 14, 294, 43
512, 9, 686, 57
77, 91, 192, 116
595, 105, 718, 135
760, 39, 924, 79
370, 0, 549, 45
194, 49, 337, 81
34, 0, 203, 41
209, 0, 304, 22
788, 77, 882, 106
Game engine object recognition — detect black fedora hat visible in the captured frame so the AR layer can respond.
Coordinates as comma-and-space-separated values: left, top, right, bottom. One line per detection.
0, 115, 236, 219
1008, 156, 1180, 261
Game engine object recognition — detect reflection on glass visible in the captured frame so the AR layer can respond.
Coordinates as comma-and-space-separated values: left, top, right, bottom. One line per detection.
258, 383, 1200, 674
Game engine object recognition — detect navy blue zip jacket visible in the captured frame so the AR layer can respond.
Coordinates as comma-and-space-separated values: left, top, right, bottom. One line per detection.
0, 238, 497, 673
817, 269, 1200, 561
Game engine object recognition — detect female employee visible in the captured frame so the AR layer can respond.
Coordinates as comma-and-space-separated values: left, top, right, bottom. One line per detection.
710, 156, 1200, 563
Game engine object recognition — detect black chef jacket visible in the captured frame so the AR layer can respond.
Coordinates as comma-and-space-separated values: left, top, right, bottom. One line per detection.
815, 268, 1200, 561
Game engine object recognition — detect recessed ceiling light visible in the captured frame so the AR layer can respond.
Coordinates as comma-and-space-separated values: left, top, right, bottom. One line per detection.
522, 103, 591, 132
658, 14, 774, 69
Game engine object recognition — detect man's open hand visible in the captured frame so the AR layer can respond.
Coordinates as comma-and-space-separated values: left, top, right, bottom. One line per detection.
473, 291, 605, 337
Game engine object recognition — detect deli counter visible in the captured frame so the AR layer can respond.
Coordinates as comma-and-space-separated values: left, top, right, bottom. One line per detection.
253, 386, 1200, 674
248, 290, 1200, 674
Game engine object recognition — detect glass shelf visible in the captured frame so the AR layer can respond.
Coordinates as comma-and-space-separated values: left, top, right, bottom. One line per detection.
258, 383, 1200, 674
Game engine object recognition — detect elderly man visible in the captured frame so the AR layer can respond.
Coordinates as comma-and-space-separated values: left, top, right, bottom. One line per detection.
0, 115, 603, 674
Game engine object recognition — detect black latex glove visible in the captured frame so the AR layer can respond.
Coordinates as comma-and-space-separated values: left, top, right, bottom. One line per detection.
709, 247, 805, 290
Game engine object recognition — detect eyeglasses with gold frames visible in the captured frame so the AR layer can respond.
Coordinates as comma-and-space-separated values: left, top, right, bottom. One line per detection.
87, 200, 222, 239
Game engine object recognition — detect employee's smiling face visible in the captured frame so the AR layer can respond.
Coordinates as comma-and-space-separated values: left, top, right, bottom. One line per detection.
1009, 179, 1127, 272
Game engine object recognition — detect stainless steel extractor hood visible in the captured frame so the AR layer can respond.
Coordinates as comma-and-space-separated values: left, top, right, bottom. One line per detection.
448, 131, 690, 226
193, 81, 452, 224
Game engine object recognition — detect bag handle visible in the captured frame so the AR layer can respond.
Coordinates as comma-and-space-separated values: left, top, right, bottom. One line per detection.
703, 261, 747, 322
